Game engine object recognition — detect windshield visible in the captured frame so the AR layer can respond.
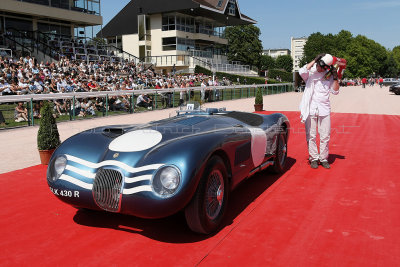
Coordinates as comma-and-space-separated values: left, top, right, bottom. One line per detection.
175, 101, 227, 116
179, 101, 202, 112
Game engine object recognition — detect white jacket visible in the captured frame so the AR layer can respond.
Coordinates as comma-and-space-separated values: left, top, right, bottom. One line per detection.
299, 64, 338, 122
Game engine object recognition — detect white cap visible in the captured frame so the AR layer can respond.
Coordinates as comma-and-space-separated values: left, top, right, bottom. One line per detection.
321, 54, 334, 66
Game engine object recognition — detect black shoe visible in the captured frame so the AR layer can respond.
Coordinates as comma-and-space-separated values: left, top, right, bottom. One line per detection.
321, 161, 331, 169
310, 160, 319, 169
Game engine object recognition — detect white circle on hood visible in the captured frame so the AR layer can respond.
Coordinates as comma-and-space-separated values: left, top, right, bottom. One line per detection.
109, 129, 162, 152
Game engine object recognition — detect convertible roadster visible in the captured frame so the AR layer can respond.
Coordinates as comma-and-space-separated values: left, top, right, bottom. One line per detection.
47, 103, 290, 234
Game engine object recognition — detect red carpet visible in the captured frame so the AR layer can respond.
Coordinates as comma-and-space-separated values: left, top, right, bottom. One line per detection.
1, 111, 400, 266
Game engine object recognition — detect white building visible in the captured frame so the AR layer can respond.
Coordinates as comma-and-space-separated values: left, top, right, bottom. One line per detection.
99, 0, 257, 74
291, 37, 307, 71
262, 48, 290, 59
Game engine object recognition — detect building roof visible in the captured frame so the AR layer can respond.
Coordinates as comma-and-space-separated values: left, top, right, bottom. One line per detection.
98, 0, 256, 38
196, 0, 225, 10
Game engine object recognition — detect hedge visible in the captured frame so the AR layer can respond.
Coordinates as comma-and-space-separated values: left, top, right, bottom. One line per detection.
267, 69, 293, 82
194, 66, 293, 84
195, 65, 279, 84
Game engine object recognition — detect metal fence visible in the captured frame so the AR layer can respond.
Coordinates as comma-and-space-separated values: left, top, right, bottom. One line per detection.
0, 83, 294, 129
211, 63, 252, 74
0, 48, 13, 58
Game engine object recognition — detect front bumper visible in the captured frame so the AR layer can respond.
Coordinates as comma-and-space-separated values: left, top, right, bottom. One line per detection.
47, 155, 196, 218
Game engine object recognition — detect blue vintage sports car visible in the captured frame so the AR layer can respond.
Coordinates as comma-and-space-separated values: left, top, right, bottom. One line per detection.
47, 103, 290, 234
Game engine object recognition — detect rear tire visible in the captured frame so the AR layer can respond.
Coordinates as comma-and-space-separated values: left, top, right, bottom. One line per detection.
185, 156, 229, 234
271, 131, 287, 174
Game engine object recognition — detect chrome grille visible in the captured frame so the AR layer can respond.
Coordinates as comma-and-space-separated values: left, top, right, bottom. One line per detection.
93, 169, 124, 212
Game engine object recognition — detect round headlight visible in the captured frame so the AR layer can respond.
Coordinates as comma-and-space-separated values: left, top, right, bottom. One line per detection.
160, 167, 180, 190
50, 155, 67, 182
152, 166, 181, 198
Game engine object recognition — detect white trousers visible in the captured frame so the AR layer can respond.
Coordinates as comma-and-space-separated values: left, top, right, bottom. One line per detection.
305, 114, 331, 162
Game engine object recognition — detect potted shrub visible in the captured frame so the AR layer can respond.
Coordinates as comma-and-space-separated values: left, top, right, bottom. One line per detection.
254, 87, 263, 111
37, 102, 61, 165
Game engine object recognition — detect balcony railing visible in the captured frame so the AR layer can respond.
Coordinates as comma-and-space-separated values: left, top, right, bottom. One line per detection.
15, 0, 100, 15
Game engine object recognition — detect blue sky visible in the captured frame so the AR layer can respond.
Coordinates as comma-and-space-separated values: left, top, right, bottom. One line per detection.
100, 0, 399, 50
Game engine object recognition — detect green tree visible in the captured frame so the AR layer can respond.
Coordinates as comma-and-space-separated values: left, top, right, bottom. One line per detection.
299, 56, 307, 68
225, 25, 263, 67
392, 46, 400, 74
345, 35, 375, 77
302, 32, 336, 63
382, 54, 399, 77
333, 30, 353, 58
349, 35, 387, 77
259, 55, 275, 70
91, 37, 107, 45
301, 30, 392, 78
370, 41, 388, 76
275, 55, 293, 72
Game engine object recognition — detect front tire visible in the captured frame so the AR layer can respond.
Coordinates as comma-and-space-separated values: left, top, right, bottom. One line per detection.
271, 131, 287, 174
185, 156, 229, 234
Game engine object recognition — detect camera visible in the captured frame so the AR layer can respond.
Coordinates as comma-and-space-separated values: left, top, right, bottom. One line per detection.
317, 60, 331, 70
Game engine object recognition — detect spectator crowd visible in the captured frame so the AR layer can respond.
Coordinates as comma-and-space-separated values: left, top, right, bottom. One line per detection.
0, 55, 232, 122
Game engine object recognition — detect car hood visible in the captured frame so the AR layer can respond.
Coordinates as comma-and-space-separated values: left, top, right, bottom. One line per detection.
103, 114, 241, 143
56, 114, 252, 169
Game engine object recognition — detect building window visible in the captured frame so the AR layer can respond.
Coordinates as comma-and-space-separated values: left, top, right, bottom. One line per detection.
5, 17, 33, 32
72, 0, 100, 15
162, 37, 176, 51
163, 14, 196, 33
177, 38, 194, 51
162, 14, 224, 38
162, 16, 168, 31
138, 15, 145, 41
0, 16, 3, 33
21, 0, 50, 5
38, 22, 71, 36
227, 0, 236, 16
162, 37, 196, 52
161, 15, 175, 31
217, 0, 223, 8
86, 0, 101, 15
19, 0, 100, 15
138, 15, 151, 41
50, 0, 70, 9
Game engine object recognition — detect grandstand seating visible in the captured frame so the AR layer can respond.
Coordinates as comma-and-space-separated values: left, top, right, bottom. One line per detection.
0, 28, 138, 65
39, 32, 130, 63
1, 29, 256, 76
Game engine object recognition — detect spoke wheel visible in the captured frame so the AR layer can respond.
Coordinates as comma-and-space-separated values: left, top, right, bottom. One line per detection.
185, 156, 229, 234
277, 136, 287, 167
271, 131, 287, 174
205, 170, 224, 220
